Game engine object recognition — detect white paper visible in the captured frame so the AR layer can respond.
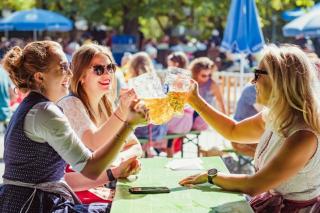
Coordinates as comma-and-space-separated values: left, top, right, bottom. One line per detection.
166, 158, 204, 170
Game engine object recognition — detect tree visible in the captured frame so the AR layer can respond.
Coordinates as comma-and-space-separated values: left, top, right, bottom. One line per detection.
1, 0, 319, 41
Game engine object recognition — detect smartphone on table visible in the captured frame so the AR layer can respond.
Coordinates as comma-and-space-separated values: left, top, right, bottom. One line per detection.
129, 187, 170, 194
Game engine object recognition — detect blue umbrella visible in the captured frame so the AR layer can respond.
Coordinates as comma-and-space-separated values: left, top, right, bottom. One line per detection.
221, 0, 264, 87
281, 8, 306, 21
283, 7, 320, 37
0, 8, 73, 39
222, 0, 265, 54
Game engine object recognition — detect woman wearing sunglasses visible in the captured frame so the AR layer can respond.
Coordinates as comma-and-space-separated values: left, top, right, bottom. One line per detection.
180, 45, 320, 211
58, 44, 143, 204
189, 57, 225, 131
0, 41, 147, 212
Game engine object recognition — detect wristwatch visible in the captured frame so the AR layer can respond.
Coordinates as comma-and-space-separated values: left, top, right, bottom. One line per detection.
207, 168, 218, 184
107, 168, 116, 182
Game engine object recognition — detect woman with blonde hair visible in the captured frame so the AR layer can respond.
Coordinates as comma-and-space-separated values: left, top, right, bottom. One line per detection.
180, 45, 320, 211
0, 41, 147, 212
58, 44, 143, 203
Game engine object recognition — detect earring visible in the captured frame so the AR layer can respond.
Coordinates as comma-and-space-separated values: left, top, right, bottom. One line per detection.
39, 83, 45, 94
13, 87, 19, 95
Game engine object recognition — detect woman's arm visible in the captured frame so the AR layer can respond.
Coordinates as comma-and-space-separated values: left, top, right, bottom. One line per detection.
31, 101, 147, 180
211, 82, 226, 114
58, 90, 137, 151
65, 156, 140, 191
189, 85, 264, 143
180, 130, 318, 196
120, 134, 143, 158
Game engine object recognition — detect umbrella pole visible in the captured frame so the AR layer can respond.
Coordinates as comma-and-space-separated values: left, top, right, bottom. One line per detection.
239, 53, 246, 90
5, 30, 9, 39
33, 30, 37, 41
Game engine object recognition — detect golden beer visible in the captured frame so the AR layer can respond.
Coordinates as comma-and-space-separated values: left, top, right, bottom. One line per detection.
144, 97, 174, 125
167, 91, 188, 114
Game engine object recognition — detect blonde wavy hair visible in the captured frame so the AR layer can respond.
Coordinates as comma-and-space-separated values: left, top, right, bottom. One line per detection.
70, 44, 116, 124
262, 44, 320, 136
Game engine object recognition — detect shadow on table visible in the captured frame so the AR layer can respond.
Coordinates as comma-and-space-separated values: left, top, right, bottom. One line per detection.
115, 185, 190, 201
169, 186, 189, 192
208, 201, 253, 213
193, 185, 240, 195
114, 184, 147, 200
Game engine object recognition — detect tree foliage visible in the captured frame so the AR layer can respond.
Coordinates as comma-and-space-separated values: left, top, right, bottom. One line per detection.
0, 0, 319, 41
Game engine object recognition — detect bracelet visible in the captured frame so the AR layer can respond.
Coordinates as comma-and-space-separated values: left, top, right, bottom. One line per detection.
107, 168, 116, 181
114, 112, 126, 123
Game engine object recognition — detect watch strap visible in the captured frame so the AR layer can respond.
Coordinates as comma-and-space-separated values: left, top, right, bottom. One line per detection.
107, 168, 116, 181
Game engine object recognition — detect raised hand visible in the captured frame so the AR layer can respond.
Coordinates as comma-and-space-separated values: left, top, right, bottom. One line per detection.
187, 79, 200, 104
116, 88, 137, 121
126, 100, 149, 128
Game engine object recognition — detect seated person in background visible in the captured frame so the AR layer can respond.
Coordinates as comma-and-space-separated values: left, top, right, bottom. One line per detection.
180, 44, 320, 211
224, 84, 262, 174
58, 44, 142, 203
0, 64, 14, 132
231, 84, 262, 158
127, 52, 168, 157
0, 41, 147, 212
166, 51, 194, 157
189, 57, 225, 131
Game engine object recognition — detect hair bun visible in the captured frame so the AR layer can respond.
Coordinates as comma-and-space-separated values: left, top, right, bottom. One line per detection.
3, 46, 26, 91
5, 46, 24, 69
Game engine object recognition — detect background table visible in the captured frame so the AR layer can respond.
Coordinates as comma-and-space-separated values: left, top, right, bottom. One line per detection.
111, 157, 253, 213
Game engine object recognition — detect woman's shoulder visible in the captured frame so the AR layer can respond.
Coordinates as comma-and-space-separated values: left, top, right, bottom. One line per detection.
58, 95, 83, 106
31, 102, 65, 121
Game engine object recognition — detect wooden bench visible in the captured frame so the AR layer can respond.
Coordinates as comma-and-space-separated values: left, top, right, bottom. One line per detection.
138, 130, 202, 158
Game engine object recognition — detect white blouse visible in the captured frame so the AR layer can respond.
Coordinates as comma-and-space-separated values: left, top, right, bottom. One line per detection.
57, 96, 97, 140
24, 101, 92, 172
254, 122, 320, 201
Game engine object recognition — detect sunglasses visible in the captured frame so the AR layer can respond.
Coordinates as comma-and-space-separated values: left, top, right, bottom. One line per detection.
200, 74, 212, 79
91, 63, 116, 76
60, 62, 71, 74
253, 68, 268, 82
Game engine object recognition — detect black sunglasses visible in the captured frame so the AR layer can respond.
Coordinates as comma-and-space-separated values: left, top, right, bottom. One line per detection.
253, 68, 268, 82
60, 62, 71, 74
92, 63, 116, 76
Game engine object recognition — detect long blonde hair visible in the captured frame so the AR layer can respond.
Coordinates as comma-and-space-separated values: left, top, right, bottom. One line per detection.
70, 44, 116, 124
262, 44, 320, 135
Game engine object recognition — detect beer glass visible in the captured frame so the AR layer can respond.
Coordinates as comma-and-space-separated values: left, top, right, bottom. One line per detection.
164, 67, 191, 115
128, 72, 174, 125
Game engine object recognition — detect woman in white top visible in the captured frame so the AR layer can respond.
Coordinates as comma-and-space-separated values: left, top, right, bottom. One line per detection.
180, 44, 320, 212
58, 44, 143, 202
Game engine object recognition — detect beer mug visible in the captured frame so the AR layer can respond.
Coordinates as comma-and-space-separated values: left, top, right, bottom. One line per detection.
128, 72, 174, 125
164, 67, 191, 116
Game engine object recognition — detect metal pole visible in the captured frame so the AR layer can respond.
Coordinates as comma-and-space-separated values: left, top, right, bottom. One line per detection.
239, 53, 245, 90
33, 30, 37, 41
5, 30, 9, 39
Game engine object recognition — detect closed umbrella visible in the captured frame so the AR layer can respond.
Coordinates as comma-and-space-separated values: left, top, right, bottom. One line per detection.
221, 0, 265, 88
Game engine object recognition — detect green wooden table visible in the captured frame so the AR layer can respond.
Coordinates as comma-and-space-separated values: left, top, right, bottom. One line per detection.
111, 157, 253, 213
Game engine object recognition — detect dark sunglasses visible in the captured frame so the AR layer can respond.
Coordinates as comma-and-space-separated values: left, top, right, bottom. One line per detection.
253, 68, 268, 82
60, 62, 71, 74
200, 74, 212, 79
92, 63, 116, 76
